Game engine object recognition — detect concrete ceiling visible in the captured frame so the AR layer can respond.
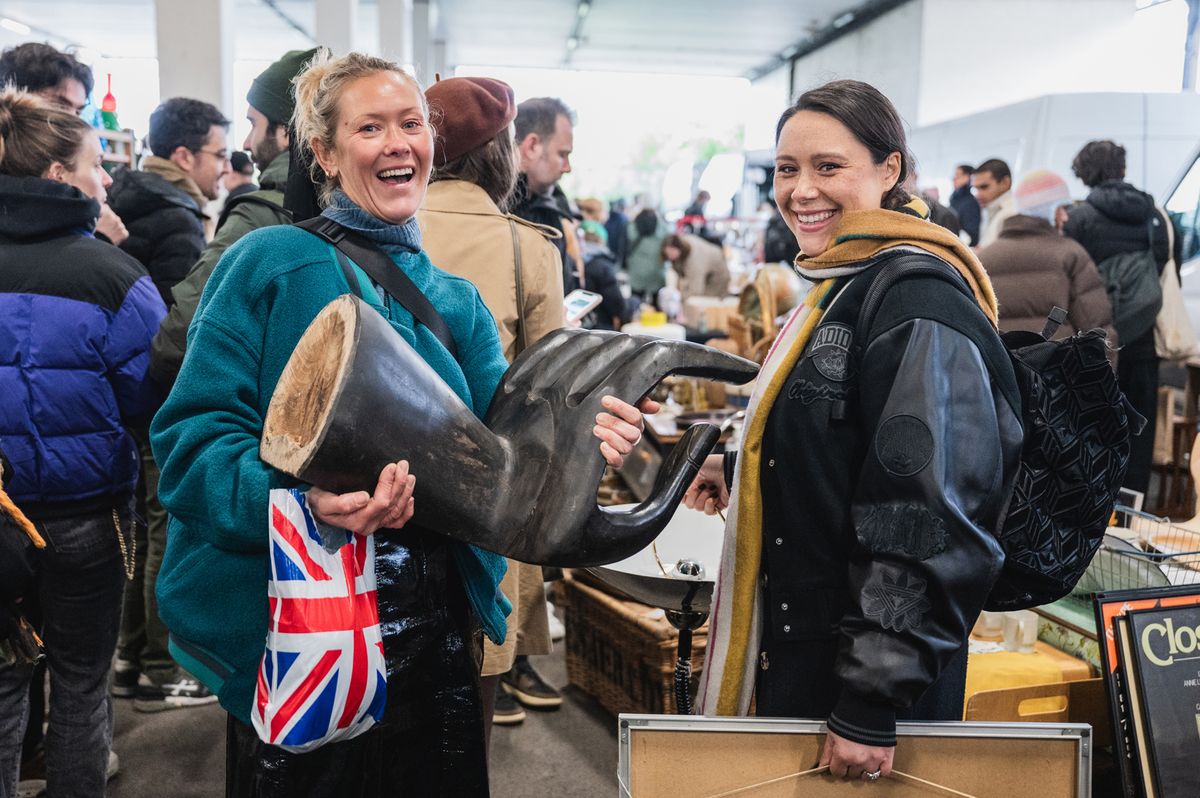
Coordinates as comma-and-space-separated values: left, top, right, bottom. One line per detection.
0, 0, 871, 78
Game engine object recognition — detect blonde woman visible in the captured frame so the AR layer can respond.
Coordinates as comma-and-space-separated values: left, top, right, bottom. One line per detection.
150, 52, 643, 796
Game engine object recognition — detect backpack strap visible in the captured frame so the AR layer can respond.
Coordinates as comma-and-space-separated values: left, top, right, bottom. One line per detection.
508, 219, 529, 353
856, 252, 1021, 419
216, 193, 291, 233
295, 216, 459, 360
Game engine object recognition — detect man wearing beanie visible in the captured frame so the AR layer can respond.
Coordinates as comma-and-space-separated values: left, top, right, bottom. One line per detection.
977, 168, 1114, 346
149, 47, 318, 389
418, 76, 568, 744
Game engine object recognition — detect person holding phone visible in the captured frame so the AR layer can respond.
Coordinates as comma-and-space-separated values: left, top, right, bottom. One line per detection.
417, 75, 569, 739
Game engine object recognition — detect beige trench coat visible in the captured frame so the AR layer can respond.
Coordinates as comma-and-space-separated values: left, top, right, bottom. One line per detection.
418, 179, 565, 675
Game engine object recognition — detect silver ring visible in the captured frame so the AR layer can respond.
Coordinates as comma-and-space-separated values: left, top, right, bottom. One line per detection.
864, 769, 882, 781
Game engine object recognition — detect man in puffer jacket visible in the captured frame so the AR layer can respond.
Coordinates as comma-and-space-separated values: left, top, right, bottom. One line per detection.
1063, 140, 1182, 493
108, 97, 230, 307
979, 169, 1115, 344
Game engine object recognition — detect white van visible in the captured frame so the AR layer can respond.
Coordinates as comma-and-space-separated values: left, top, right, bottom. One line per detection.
908, 92, 1200, 203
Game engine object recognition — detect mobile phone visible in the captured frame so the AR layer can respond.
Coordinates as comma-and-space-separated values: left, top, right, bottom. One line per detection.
564, 289, 603, 322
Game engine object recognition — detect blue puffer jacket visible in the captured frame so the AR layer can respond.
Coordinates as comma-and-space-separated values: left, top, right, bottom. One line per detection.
0, 175, 166, 517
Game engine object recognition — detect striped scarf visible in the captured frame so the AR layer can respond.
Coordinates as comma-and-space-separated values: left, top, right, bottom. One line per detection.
697, 200, 998, 716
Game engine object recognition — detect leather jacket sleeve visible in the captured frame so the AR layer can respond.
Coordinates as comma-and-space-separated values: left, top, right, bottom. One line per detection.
826, 317, 1020, 747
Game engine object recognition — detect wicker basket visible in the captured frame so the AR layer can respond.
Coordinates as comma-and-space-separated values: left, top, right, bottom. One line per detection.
555, 571, 708, 716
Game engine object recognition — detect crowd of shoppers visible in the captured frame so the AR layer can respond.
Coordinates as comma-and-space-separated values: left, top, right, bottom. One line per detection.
0, 29, 1186, 798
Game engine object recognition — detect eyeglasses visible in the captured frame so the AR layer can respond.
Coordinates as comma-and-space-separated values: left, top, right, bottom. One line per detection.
194, 148, 230, 162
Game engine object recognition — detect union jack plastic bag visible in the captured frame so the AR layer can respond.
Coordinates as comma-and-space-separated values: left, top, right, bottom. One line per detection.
252, 488, 387, 752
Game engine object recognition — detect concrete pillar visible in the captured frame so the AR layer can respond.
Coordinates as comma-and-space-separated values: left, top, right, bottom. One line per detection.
432, 39, 448, 81
378, 0, 413, 67
315, 0, 357, 55
411, 0, 434, 84
153, 0, 233, 114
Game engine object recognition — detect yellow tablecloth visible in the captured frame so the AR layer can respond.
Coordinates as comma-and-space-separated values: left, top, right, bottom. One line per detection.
963, 641, 1092, 716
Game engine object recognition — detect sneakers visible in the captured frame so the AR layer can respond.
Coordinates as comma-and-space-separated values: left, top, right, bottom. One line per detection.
546, 601, 566, 642
500, 656, 562, 709
133, 669, 217, 712
111, 658, 140, 698
492, 682, 526, 725
15, 750, 118, 796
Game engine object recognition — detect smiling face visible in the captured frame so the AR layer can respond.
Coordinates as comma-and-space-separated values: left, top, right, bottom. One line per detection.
311, 71, 432, 225
773, 110, 901, 258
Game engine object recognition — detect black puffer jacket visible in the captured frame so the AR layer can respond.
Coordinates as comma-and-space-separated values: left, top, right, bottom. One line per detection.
750, 256, 1023, 747
1063, 180, 1179, 360
108, 168, 206, 307
511, 175, 574, 291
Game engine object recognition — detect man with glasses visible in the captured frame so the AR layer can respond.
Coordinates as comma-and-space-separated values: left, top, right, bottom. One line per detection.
106, 97, 229, 714
109, 97, 230, 306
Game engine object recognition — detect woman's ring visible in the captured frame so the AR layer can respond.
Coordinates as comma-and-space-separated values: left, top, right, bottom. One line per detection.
864, 769, 882, 781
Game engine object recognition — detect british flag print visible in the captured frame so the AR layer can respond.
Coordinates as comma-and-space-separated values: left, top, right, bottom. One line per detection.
252, 488, 388, 752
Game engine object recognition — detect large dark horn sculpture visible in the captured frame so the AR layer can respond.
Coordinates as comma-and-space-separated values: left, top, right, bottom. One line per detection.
261, 295, 759, 566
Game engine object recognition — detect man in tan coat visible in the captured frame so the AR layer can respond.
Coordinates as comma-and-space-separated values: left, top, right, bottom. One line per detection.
418, 77, 565, 743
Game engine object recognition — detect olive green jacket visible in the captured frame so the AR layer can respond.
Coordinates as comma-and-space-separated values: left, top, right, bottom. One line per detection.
149, 151, 291, 387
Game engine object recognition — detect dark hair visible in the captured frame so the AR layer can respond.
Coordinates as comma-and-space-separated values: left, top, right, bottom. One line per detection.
515, 97, 575, 145
1071, 140, 1126, 188
955, 163, 975, 176
776, 79, 912, 211
976, 158, 1011, 183
147, 97, 230, 158
0, 43, 94, 98
634, 208, 658, 237
431, 127, 520, 211
230, 150, 253, 175
661, 233, 691, 262
0, 87, 92, 177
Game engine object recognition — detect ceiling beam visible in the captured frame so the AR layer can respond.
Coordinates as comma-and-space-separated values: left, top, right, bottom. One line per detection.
745, 0, 914, 83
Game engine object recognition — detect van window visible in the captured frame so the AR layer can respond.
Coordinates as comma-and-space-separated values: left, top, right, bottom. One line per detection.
1167, 152, 1200, 264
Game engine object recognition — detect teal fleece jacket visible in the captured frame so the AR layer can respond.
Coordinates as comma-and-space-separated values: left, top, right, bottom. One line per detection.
150, 223, 510, 724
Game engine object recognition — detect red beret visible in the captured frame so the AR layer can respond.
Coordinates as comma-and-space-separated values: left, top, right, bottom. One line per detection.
426, 77, 517, 166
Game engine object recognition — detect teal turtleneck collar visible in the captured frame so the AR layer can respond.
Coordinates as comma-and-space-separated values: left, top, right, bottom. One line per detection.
321, 189, 423, 253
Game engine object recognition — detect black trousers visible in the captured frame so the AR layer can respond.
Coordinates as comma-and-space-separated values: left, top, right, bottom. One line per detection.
225, 528, 488, 797
1117, 356, 1159, 495
755, 634, 969, 725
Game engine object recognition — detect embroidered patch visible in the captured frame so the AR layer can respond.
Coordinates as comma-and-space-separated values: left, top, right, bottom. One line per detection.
807, 323, 855, 382
787, 378, 849, 405
857, 503, 948, 560
862, 571, 931, 633
874, 414, 934, 477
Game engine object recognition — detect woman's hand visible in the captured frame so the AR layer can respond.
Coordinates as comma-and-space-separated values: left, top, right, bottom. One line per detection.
308, 460, 416, 536
593, 395, 661, 468
682, 453, 729, 515
819, 730, 894, 781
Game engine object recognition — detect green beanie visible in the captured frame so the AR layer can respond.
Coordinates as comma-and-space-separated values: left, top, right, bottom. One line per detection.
247, 47, 319, 126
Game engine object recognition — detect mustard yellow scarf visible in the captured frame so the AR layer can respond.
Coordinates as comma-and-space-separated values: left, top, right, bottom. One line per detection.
697, 201, 997, 716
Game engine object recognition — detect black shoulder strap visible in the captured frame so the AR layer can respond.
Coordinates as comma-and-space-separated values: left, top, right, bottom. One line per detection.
216, 194, 291, 233
294, 216, 459, 359
856, 252, 1020, 418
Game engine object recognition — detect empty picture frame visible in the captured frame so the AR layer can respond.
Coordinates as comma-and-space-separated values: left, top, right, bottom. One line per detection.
618, 715, 1091, 797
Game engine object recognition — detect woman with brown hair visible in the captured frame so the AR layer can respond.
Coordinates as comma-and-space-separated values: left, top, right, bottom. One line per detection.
0, 88, 165, 796
417, 76, 565, 739
661, 231, 730, 304
686, 80, 1023, 782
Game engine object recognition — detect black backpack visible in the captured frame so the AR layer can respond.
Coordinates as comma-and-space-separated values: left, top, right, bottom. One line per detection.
857, 254, 1145, 610
1093, 217, 1163, 345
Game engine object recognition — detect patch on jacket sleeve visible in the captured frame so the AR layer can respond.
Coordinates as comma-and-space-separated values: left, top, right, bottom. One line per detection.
856, 503, 948, 560
862, 570, 931, 633
874, 414, 933, 477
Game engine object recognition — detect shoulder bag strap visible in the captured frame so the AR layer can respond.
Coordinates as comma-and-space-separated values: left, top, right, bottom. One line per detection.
508, 219, 528, 353
295, 216, 459, 359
